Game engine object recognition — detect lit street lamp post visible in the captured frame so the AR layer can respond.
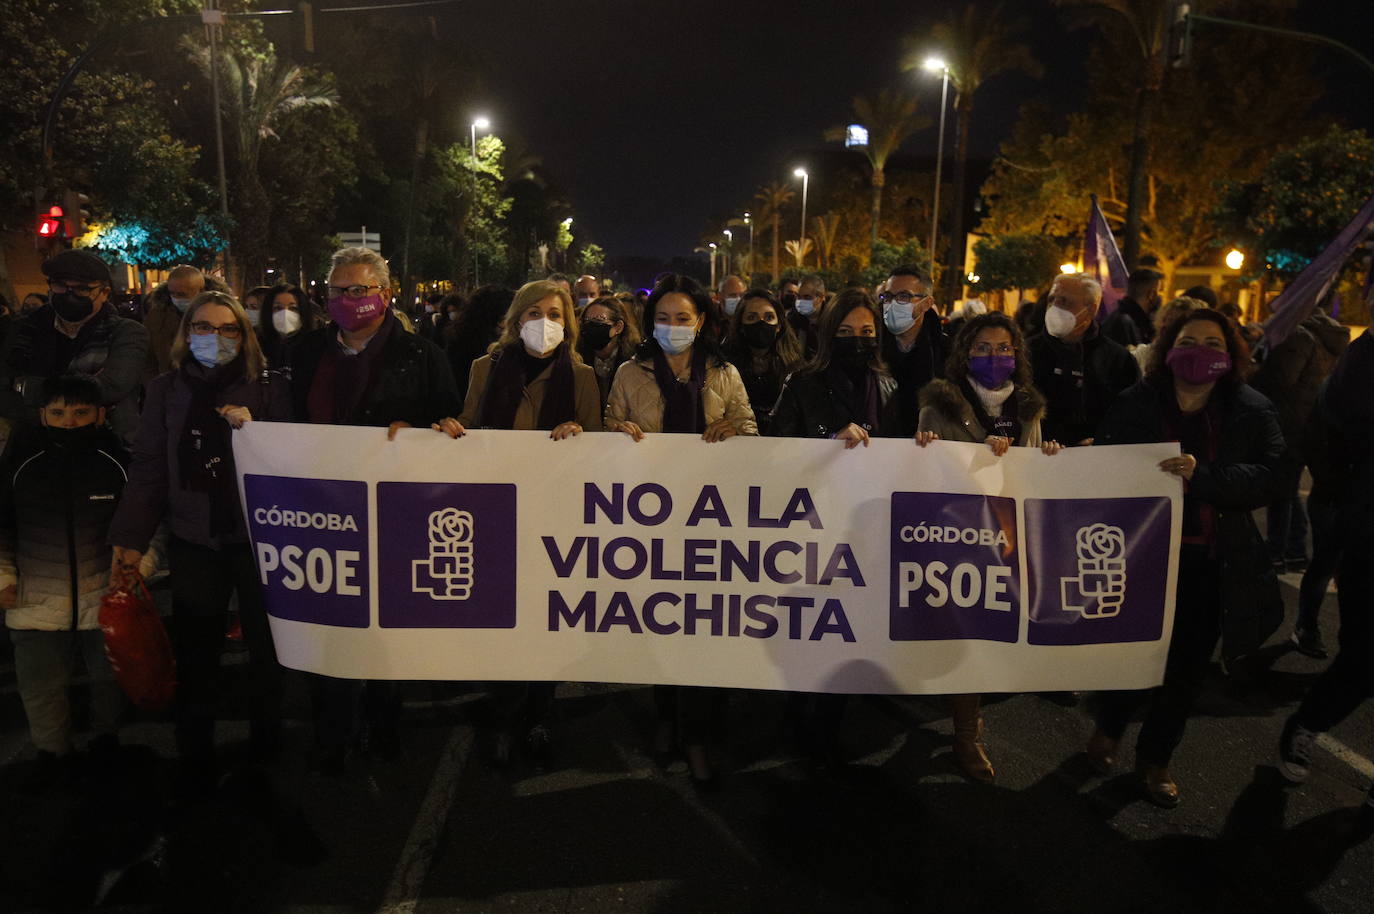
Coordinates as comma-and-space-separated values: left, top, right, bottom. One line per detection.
793, 168, 809, 268
708, 242, 718, 288
723, 229, 733, 277
471, 116, 490, 157
923, 57, 950, 293
744, 212, 754, 275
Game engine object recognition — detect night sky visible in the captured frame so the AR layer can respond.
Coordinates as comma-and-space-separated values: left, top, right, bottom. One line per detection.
317, 0, 1373, 262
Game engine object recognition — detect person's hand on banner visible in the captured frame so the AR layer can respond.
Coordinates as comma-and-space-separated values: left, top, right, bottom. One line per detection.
1041, 439, 1063, 456
609, 419, 644, 442
217, 405, 252, 428
387, 421, 411, 440
986, 435, 1011, 457
914, 430, 939, 447
702, 418, 737, 443
834, 423, 870, 449
432, 417, 467, 438
109, 546, 142, 591
1159, 453, 1196, 481
550, 421, 582, 441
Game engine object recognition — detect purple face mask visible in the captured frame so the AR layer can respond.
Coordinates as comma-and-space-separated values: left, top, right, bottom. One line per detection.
1166, 345, 1231, 384
328, 294, 387, 332
968, 354, 1016, 389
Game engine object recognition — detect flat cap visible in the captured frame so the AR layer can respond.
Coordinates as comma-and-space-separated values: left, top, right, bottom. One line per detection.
41, 249, 112, 284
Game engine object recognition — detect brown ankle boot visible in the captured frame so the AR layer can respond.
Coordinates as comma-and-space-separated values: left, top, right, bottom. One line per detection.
1085, 728, 1119, 775
1138, 763, 1180, 808
950, 694, 995, 782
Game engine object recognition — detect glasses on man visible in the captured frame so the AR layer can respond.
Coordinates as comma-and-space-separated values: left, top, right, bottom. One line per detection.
969, 342, 1016, 357
47, 279, 103, 297
878, 291, 930, 305
190, 321, 244, 339
328, 284, 384, 299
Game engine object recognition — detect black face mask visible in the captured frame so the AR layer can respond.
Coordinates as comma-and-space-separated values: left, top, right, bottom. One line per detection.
44, 424, 103, 448
51, 291, 96, 323
581, 321, 614, 352
831, 336, 879, 369
741, 321, 778, 350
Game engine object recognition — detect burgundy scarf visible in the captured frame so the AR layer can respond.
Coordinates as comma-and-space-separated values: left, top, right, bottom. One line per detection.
477, 343, 576, 430
652, 346, 708, 434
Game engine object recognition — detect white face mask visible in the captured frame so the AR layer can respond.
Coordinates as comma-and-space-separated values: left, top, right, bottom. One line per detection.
245, 308, 261, 328
883, 301, 915, 335
654, 323, 697, 355
170, 296, 193, 313
273, 309, 302, 335
795, 298, 816, 317
1043, 304, 1079, 340
722, 297, 741, 317
520, 316, 565, 354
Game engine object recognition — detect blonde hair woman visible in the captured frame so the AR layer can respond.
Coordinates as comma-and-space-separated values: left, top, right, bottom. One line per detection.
109, 289, 292, 772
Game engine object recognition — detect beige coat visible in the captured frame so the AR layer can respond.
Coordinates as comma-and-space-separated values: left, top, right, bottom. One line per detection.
606, 358, 758, 435
917, 378, 1045, 447
458, 351, 603, 431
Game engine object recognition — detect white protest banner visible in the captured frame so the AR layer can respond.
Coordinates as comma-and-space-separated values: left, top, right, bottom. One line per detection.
233, 423, 1181, 694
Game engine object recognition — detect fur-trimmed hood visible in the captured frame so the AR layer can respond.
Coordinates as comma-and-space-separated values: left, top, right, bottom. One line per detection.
919, 377, 1045, 426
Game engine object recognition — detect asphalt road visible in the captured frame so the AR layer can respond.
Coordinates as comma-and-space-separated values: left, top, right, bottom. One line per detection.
1, 569, 1371, 914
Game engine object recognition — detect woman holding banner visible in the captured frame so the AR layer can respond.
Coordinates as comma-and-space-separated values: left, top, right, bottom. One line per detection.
605, 274, 757, 787
914, 310, 1061, 783
1088, 308, 1283, 807
767, 288, 898, 770
439, 279, 602, 766
108, 290, 290, 791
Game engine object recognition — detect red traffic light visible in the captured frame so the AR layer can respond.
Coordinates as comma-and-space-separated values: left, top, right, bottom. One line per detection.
38, 205, 63, 237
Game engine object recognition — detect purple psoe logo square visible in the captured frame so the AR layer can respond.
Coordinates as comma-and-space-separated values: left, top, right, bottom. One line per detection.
1025, 497, 1171, 645
889, 492, 1019, 643
377, 482, 517, 628
245, 475, 369, 628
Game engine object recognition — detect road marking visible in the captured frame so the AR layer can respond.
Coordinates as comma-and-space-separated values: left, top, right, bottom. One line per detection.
376, 725, 474, 914
1317, 732, 1374, 780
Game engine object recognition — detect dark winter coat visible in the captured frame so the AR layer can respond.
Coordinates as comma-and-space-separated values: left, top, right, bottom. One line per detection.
1313, 328, 1374, 524
287, 315, 459, 428
1028, 324, 1140, 445
1101, 297, 1154, 348
0, 303, 150, 444
108, 362, 292, 553
768, 365, 900, 439
1251, 311, 1349, 461
883, 307, 949, 438
1096, 378, 1285, 658
0, 425, 128, 631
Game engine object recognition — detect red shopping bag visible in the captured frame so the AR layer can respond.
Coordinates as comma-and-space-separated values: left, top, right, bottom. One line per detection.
99, 576, 177, 711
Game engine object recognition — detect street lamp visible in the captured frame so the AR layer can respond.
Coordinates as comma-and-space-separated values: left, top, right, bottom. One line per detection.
471, 116, 490, 156
723, 229, 733, 277
708, 242, 718, 288
1225, 249, 1245, 270
1060, 262, 1079, 275
922, 57, 950, 284
793, 167, 809, 267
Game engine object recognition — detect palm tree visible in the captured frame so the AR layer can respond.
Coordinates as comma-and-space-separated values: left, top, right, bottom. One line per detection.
753, 182, 795, 281
784, 238, 814, 269
904, 1, 1041, 299
191, 43, 337, 288
1052, 0, 1172, 270
811, 213, 841, 270
827, 90, 927, 252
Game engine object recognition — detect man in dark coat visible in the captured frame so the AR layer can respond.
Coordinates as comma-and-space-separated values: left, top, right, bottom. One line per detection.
1102, 268, 1162, 348
879, 265, 948, 438
0, 250, 149, 444
1029, 272, 1140, 446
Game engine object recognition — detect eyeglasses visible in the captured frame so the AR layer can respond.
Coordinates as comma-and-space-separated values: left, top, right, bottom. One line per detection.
878, 291, 930, 305
190, 321, 244, 339
969, 342, 1016, 357
47, 279, 103, 297
328, 284, 384, 299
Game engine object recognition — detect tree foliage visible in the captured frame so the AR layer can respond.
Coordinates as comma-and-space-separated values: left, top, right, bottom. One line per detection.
971, 233, 1064, 291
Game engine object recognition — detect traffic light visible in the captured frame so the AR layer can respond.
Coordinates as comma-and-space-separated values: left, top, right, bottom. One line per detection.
62, 189, 90, 241
35, 203, 63, 247
1168, 2, 1194, 69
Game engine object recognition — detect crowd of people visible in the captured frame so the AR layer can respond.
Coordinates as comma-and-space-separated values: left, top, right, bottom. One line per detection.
1, 245, 1369, 823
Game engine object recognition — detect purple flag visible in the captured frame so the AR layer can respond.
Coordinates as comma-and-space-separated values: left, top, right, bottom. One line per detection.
1262, 190, 1374, 349
1084, 195, 1129, 321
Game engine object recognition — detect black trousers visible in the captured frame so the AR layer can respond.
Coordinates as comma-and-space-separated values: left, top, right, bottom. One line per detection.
654, 686, 724, 746
1297, 485, 1342, 631
169, 537, 282, 761
1295, 546, 1374, 732
1096, 552, 1221, 767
